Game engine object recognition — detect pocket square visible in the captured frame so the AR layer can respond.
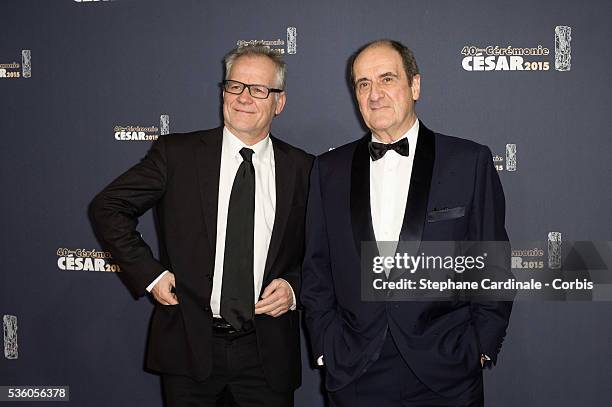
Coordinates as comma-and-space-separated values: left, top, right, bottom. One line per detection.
427, 206, 465, 222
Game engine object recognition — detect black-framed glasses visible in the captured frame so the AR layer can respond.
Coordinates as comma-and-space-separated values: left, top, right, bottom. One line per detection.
221, 80, 283, 99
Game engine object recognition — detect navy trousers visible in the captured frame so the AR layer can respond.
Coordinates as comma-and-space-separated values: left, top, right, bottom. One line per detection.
328, 332, 484, 407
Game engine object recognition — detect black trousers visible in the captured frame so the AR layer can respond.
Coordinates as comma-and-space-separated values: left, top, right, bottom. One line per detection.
328, 333, 484, 407
162, 330, 293, 407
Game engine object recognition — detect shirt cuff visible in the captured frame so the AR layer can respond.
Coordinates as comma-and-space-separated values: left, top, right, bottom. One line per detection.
317, 355, 324, 366
146, 270, 169, 292
481, 353, 492, 369
277, 278, 297, 311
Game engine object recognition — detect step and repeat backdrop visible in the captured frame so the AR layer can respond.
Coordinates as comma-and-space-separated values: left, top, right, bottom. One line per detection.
2, 0, 611, 406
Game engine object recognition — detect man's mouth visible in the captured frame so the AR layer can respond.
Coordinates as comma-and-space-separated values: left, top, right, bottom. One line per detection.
370, 105, 389, 111
234, 108, 256, 114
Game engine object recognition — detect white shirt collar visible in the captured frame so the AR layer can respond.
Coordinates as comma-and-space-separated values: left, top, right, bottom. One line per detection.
223, 126, 273, 164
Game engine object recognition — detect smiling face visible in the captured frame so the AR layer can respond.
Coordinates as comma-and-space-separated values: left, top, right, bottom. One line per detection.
223, 55, 286, 145
353, 44, 420, 143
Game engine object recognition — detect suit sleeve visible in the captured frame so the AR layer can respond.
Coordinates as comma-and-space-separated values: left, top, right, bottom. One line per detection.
469, 145, 514, 365
301, 158, 337, 362
90, 136, 168, 298
278, 154, 315, 307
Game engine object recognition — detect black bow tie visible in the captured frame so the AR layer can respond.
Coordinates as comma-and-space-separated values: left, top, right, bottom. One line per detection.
368, 138, 409, 161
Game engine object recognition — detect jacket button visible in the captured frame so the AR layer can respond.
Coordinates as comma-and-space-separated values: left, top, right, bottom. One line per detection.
206, 274, 213, 281
203, 306, 210, 312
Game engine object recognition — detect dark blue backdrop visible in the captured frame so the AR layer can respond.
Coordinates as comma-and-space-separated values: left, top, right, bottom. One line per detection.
2, 1, 611, 406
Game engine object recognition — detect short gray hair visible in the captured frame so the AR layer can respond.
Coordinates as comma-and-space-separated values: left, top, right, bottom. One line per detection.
223, 45, 287, 90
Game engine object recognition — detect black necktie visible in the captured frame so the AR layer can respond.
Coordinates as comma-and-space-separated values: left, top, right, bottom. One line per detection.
368, 138, 409, 161
220, 147, 255, 330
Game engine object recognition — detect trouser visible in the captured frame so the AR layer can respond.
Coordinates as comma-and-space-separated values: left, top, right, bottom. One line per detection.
163, 327, 293, 407
328, 333, 483, 407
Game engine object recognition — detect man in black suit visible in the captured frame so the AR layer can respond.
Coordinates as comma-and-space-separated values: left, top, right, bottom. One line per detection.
91, 45, 313, 407
301, 39, 512, 406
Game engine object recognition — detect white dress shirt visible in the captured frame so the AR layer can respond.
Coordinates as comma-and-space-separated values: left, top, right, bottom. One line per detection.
210, 127, 277, 316
147, 127, 295, 315
370, 119, 419, 255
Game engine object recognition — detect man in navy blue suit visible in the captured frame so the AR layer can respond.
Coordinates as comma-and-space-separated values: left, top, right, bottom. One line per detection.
301, 39, 512, 406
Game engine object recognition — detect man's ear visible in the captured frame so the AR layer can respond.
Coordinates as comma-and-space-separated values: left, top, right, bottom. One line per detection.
275, 92, 286, 116
411, 74, 421, 101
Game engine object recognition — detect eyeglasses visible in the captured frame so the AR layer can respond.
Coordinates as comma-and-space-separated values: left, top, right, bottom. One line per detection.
221, 80, 283, 99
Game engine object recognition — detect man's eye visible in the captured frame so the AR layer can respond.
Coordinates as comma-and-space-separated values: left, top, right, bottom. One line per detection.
382, 76, 394, 83
252, 87, 266, 94
229, 85, 242, 91
358, 82, 370, 89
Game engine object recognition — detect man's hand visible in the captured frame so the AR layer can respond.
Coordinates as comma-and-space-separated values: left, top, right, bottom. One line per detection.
151, 272, 178, 305
255, 279, 293, 317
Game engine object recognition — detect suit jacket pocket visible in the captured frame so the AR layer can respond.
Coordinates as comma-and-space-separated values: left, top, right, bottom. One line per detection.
427, 206, 465, 222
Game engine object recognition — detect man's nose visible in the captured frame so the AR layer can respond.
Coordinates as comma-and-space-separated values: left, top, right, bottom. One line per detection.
368, 82, 384, 101
237, 86, 254, 103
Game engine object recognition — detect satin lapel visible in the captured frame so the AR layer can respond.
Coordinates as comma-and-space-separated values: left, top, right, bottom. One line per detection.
398, 123, 436, 245
263, 137, 295, 281
194, 128, 223, 251
351, 135, 376, 255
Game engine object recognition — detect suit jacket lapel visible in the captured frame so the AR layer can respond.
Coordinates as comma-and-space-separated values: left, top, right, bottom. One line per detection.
263, 136, 295, 282
398, 122, 436, 245
194, 127, 223, 250
351, 135, 376, 255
